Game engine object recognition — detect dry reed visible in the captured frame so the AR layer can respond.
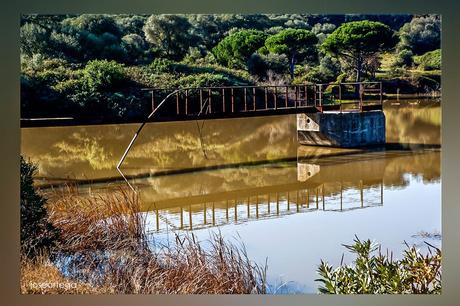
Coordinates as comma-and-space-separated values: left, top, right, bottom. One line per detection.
40, 185, 267, 294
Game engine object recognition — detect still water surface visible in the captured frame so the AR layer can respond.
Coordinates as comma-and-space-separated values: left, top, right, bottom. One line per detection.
21, 100, 441, 293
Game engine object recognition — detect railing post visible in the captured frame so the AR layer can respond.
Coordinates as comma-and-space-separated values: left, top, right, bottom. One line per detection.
264, 87, 268, 110
244, 88, 247, 111
274, 87, 278, 109
295, 86, 298, 108
185, 89, 188, 115
151, 91, 155, 112
314, 85, 317, 107
222, 88, 225, 112
285, 86, 288, 108
231, 88, 234, 113
176, 91, 179, 115
304, 84, 308, 107
253, 87, 256, 111
208, 89, 212, 113
200, 89, 203, 111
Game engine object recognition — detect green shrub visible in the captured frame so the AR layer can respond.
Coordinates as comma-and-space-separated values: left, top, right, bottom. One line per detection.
316, 236, 441, 294
247, 53, 289, 78
149, 58, 176, 74
393, 49, 414, 68
83, 59, 125, 91
175, 73, 231, 88
21, 156, 59, 258
416, 49, 441, 71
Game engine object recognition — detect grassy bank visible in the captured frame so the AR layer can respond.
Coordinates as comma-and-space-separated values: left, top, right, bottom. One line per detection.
21, 185, 267, 294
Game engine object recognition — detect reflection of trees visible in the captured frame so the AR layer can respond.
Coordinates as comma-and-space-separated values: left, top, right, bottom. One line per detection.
385, 105, 441, 145
22, 116, 297, 179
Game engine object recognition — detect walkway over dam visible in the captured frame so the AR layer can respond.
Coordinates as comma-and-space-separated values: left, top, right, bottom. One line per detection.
142, 81, 384, 121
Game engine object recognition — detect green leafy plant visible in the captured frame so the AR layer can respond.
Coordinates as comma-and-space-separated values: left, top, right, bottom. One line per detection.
316, 236, 441, 294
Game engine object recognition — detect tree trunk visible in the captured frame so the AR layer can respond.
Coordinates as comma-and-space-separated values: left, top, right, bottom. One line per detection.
289, 54, 296, 79
355, 57, 362, 83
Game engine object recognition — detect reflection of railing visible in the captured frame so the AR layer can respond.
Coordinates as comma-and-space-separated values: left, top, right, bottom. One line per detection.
145, 181, 384, 233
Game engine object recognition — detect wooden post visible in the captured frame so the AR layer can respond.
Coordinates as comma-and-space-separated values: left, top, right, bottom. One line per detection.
274, 87, 278, 109
151, 91, 155, 112
200, 89, 203, 111
226, 200, 229, 222
234, 199, 238, 221
360, 180, 364, 207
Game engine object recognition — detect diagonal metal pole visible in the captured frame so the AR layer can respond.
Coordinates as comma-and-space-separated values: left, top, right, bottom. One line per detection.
117, 89, 180, 191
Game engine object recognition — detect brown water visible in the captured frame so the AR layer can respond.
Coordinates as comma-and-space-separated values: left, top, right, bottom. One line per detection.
20, 99, 441, 293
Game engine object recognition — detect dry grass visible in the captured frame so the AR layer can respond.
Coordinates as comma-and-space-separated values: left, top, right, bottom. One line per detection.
20, 254, 107, 294
29, 186, 267, 294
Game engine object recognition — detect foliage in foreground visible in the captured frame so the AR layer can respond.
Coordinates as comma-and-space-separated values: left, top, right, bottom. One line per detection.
20, 156, 59, 258
316, 236, 441, 294
32, 186, 267, 294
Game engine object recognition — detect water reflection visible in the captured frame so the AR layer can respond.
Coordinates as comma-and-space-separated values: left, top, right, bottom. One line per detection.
21, 100, 440, 186
140, 149, 438, 233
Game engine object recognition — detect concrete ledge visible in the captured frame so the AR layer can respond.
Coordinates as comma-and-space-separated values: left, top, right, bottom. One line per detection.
297, 111, 385, 148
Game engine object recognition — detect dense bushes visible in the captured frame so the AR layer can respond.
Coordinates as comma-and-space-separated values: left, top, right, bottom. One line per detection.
416, 49, 441, 71
20, 156, 59, 258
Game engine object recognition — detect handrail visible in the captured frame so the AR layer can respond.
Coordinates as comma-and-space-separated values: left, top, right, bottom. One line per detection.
116, 89, 180, 190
